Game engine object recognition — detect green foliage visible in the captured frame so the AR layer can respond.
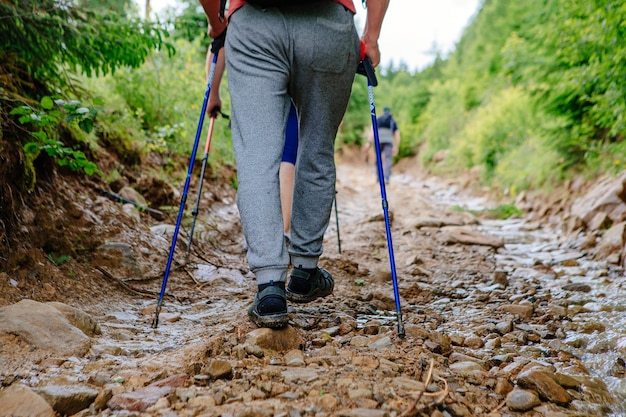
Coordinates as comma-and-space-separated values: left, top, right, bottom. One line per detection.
80, 74, 147, 164
495, 0, 626, 169
108, 38, 205, 136
447, 87, 535, 175
494, 134, 562, 192
10, 97, 101, 176
505, 0, 626, 138
0, 0, 175, 194
2, 0, 624, 204
419, 79, 467, 164
0, 0, 173, 96
55, 98, 102, 134
340, 78, 370, 146
79, 0, 130, 16
451, 203, 523, 220
93, 37, 234, 165
410, 0, 626, 193
47, 252, 71, 266
169, 0, 211, 49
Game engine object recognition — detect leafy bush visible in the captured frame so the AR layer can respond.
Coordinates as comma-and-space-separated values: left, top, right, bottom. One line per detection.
450, 87, 532, 173
0, 0, 174, 192
494, 134, 562, 193
10, 97, 101, 178
87, 37, 234, 165
451, 203, 523, 220
445, 87, 566, 191
418, 79, 466, 164
79, 75, 147, 164
0, 0, 173, 96
340, 78, 370, 146
500, 0, 626, 169
109, 38, 205, 131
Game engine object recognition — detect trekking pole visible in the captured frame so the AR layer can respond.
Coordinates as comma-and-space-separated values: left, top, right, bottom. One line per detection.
185, 110, 229, 258
152, 51, 220, 329
334, 192, 342, 254
357, 53, 405, 337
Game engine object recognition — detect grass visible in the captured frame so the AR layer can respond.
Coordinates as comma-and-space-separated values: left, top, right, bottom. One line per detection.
450, 203, 523, 220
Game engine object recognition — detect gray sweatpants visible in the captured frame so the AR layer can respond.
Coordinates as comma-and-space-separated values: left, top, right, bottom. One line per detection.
226, 2, 359, 285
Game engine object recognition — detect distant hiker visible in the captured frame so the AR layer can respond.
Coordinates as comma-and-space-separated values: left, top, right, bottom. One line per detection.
200, 0, 389, 328
364, 106, 400, 184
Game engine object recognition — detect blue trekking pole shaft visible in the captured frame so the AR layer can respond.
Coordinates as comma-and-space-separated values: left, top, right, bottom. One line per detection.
361, 56, 405, 337
152, 51, 219, 329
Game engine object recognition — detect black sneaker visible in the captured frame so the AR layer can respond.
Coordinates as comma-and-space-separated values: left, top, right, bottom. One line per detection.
247, 282, 288, 328
286, 267, 334, 303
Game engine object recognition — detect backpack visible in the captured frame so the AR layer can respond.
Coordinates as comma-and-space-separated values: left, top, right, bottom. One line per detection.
245, 0, 326, 6
377, 113, 395, 130
220, 0, 364, 18
219, 0, 327, 19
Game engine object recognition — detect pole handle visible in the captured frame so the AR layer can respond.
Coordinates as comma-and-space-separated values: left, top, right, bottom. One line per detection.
357, 56, 378, 87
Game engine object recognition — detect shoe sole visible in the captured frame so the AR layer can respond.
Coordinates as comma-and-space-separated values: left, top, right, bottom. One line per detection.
247, 306, 289, 328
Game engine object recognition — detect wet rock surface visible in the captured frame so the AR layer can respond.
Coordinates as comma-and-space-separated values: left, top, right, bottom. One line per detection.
1, 153, 625, 416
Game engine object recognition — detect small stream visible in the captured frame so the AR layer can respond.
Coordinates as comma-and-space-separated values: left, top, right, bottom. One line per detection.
433, 180, 626, 416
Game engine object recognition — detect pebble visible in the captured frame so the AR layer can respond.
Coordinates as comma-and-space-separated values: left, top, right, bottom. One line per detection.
506, 388, 541, 411
284, 350, 305, 367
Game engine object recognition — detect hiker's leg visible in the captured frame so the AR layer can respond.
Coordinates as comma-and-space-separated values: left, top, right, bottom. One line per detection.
381, 143, 393, 182
226, 6, 292, 285
288, 2, 359, 267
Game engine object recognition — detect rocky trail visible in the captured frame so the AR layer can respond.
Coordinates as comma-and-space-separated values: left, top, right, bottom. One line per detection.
1, 151, 626, 417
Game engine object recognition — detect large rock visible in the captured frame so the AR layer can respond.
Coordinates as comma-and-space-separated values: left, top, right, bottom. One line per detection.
36, 385, 99, 416
594, 221, 626, 264
0, 384, 56, 417
0, 299, 91, 357
516, 368, 572, 406
571, 171, 626, 226
246, 326, 303, 352
47, 301, 101, 337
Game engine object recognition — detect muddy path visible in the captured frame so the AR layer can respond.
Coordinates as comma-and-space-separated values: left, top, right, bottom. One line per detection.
1, 153, 625, 417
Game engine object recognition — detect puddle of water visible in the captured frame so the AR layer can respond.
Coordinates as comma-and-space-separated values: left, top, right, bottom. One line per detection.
191, 264, 247, 286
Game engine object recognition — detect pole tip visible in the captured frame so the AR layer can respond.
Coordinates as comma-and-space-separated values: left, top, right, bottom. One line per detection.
152, 305, 161, 329
397, 325, 406, 338
397, 313, 405, 338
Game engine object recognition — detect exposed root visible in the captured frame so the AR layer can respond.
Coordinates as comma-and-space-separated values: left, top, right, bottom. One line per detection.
487, 398, 507, 415
96, 266, 177, 301
399, 358, 433, 417
399, 358, 450, 417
